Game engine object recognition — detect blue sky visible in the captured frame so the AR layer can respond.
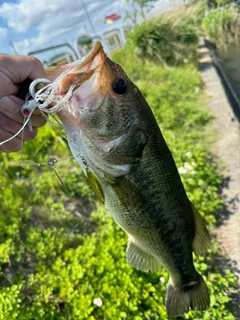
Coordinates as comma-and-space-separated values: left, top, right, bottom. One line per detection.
0, 0, 174, 61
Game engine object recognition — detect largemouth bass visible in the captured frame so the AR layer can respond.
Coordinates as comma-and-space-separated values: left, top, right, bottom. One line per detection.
46, 42, 211, 317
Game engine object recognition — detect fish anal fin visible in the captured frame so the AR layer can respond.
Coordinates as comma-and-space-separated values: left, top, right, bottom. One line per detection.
165, 274, 210, 317
191, 202, 211, 257
126, 238, 161, 272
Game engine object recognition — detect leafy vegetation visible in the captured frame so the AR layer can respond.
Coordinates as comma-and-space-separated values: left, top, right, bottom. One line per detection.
125, 6, 201, 66
0, 8, 239, 320
124, 0, 156, 23
208, 0, 235, 8
201, 5, 240, 50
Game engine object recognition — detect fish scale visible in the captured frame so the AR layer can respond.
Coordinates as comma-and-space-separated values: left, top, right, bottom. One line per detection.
48, 41, 211, 317
103, 148, 195, 275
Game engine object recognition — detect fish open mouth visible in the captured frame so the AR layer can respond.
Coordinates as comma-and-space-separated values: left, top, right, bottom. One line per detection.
74, 41, 104, 72
31, 42, 107, 117
58, 41, 106, 94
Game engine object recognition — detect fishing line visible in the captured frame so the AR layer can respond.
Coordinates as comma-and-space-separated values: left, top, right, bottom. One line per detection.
21, 152, 82, 190
19, 117, 27, 164
48, 163, 65, 188
0, 102, 37, 147
18, 109, 84, 175
21, 152, 82, 168
18, 99, 42, 162
0, 70, 74, 148
23, 76, 77, 147
1, 68, 87, 186
20, 76, 87, 170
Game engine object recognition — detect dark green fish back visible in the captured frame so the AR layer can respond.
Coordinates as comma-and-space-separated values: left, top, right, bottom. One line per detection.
58, 42, 211, 317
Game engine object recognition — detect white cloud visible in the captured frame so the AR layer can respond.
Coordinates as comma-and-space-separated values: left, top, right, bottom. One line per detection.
0, 0, 125, 33
0, 0, 126, 55
0, 0, 82, 32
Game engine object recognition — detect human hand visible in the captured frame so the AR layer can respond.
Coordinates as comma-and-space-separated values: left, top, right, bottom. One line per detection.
0, 54, 47, 153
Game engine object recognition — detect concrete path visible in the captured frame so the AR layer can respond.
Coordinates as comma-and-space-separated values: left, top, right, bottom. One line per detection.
199, 40, 240, 316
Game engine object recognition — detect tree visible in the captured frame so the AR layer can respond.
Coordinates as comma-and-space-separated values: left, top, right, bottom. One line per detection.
124, 0, 156, 24
207, 0, 217, 9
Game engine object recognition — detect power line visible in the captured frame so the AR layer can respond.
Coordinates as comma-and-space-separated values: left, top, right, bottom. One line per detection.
9, 40, 18, 54
79, 0, 96, 36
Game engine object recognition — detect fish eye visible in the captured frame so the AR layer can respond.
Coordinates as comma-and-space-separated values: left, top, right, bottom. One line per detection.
112, 79, 127, 95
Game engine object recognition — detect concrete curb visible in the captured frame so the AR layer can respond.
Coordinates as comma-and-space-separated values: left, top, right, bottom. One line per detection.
199, 38, 240, 316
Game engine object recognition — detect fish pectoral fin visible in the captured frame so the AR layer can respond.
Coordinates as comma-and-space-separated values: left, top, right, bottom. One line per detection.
191, 202, 211, 257
111, 176, 145, 210
165, 274, 210, 317
126, 239, 161, 272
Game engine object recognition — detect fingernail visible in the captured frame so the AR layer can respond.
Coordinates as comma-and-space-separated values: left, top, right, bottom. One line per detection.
0, 96, 19, 114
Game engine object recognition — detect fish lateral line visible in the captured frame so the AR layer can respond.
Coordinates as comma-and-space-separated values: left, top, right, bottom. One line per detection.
11, 40, 212, 318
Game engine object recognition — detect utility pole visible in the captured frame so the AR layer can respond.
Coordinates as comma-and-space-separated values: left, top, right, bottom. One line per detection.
9, 40, 18, 54
80, 0, 96, 36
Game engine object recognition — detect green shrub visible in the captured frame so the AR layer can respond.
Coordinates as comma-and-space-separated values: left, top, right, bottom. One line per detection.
216, 0, 235, 7
125, 7, 200, 66
0, 32, 238, 319
201, 6, 240, 50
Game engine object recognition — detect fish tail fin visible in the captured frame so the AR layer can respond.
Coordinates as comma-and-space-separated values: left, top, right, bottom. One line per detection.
165, 274, 210, 317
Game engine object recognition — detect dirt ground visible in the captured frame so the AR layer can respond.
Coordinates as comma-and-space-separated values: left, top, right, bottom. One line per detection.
199, 40, 240, 317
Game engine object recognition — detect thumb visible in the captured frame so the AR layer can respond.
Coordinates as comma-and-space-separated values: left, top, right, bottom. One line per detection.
0, 95, 24, 123
0, 95, 22, 113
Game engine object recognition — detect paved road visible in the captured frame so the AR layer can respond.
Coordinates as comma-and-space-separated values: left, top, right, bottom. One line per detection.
199, 39, 240, 316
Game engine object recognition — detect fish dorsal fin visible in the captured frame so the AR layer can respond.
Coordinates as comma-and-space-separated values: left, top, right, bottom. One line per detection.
126, 238, 161, 272
87, 170, 105, 204
191, 202, 211, 257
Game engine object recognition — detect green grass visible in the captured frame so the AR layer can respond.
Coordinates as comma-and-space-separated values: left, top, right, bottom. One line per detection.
201, 5, 240, 50
125, 5, 201, 66
0, 15, 238, 319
